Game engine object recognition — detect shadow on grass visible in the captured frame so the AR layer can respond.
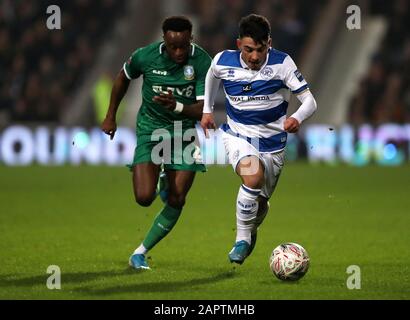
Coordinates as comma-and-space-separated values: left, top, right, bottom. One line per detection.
76, 270, 237, 295
0, 268, 137, 288
0, 266, 238, 295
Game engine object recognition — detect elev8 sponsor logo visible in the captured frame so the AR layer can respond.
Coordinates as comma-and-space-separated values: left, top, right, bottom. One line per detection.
152, 85, 194, 98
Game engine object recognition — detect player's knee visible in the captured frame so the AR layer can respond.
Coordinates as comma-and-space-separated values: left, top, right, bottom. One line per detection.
238, 162, 264, 189
134, 193, 155, 207
242, 175, 264, 189
167, 193, 186, 208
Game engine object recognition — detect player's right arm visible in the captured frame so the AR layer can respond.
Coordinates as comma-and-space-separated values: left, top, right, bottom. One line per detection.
200, 53, 222, 138
102, 49, 142, 139
101, 69, 130, 140
282, 55, 317, 133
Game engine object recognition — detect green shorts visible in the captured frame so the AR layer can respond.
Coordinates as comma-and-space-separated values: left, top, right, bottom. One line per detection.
127, 133, 206, 172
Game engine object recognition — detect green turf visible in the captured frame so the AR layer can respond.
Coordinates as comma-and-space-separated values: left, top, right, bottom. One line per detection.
0, 163, 409, 299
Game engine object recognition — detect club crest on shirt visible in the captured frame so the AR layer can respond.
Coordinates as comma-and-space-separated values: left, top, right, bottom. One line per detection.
260, 66, 274, 80
184, 65, 195, 80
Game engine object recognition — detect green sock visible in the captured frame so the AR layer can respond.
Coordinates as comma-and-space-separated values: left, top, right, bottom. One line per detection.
142, 204, 182, 251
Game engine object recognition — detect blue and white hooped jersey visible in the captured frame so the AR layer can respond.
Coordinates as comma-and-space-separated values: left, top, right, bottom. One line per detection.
211, 49, 309, 153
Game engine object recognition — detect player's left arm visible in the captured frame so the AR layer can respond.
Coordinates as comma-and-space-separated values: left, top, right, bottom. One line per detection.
284, 89, 317, 133
152, 91, 204, 121
177, 100, 205, 120
282, 56, 317, 133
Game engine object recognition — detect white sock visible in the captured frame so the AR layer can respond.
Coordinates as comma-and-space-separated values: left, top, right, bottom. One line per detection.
235, 184, 261, 244
133, 244, 148, 255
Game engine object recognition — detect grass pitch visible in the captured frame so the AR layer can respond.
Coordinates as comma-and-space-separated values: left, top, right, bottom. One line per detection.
0, 163, 409, 299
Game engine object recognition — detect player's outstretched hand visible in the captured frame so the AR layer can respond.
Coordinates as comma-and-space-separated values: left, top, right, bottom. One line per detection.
101, 117, 117, 140
200, 113, 216, 138
284, 117, 300, 133
153, 89, 176, 111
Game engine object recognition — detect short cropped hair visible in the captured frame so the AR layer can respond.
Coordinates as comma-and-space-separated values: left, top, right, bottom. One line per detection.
238, 14, 271, 44
162, 16, 193, 34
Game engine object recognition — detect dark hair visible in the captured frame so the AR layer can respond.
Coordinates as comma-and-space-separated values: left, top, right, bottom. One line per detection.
238, 14, 271, 44
162, 16, 193, 34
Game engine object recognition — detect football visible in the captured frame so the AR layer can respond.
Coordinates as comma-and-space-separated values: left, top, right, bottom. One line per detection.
269, 243, 310, 281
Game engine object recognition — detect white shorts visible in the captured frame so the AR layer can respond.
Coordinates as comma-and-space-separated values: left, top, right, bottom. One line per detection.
221, 130, 285, 199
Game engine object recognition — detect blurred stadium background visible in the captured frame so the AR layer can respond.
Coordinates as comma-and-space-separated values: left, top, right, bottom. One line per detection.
0, 0, 409, 166
1, 0, 409, 300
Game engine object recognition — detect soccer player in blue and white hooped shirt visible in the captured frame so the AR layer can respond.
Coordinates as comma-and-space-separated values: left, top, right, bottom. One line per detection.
201, 14, 317, 264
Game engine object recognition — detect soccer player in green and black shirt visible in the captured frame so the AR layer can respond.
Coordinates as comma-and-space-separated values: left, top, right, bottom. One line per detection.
101, 16, 212, 269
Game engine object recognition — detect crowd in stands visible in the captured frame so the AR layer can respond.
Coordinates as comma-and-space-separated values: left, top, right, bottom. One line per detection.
2, 0, 408, 126
1, 0, 323, 125
0, 0, 125, 124
349, 0, 410, 125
